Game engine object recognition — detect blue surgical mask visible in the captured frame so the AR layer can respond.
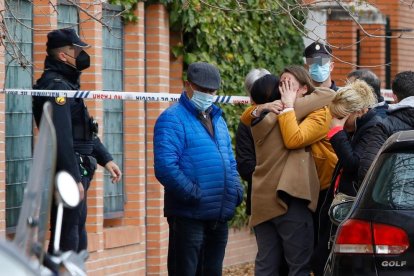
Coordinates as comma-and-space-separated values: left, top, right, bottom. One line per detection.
190, 90, 214, 112
309, 62, 331, 82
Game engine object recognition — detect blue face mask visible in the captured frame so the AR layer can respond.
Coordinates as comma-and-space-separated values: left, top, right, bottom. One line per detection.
309, 62, 331, 83
190, 90, 214, 112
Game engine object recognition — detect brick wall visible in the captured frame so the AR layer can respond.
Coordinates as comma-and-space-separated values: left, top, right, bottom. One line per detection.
327, 19, 357, 87
144, 4, 170, 276
79, 1, 105, 256
224, 227, 257, 267
388, 0, 414, 82
371, 0, 412, 81
326, 0, 414, 88
358, 23, 386, 85
372, 0, 400, 84
33, 0, 57, 80
169, 31, 184, 94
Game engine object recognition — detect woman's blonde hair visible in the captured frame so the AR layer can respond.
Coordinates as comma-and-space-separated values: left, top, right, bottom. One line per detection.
329, 79, 378, 118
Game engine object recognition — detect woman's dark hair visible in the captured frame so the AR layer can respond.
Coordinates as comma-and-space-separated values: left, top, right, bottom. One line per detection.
282, 65, 315, 95
250, 74, 280, 104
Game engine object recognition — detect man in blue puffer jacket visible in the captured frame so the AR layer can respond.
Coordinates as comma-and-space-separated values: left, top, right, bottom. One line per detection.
154, 62, 243, 276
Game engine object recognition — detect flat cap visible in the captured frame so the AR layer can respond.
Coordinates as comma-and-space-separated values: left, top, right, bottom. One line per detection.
47, 28, 89, 50
187, 62, 221, 90
304, 42, 332, 58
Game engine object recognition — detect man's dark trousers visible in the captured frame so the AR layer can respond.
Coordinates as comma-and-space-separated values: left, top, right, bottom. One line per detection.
167, 216, 228, 276
48, 175, 91, 253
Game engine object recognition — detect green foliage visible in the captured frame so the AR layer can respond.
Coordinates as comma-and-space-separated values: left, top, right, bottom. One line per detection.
163, 0, 306, 228
229, 179, 249, 229
109, 0, 172, 22
109, 0, 140, 22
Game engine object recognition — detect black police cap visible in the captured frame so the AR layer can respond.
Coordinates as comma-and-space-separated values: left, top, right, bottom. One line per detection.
304, 42, 332, 58
46, 28, 89, 50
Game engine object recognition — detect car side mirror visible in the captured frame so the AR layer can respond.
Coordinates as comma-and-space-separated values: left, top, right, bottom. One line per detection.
55, 171, 80, 208
53, 171, 80, 254
329, 200, 354, 226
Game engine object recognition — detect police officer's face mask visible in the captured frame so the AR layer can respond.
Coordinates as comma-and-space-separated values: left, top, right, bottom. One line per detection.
75, 50, 90, 71
309, 62, 331, 83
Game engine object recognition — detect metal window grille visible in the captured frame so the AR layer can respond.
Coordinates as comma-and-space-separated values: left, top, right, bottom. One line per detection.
4, 0, 33, 231
57, 1, 79, 31
102, 4, 125, 218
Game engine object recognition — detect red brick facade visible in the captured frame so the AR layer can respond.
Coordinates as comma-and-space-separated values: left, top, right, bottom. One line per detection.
1, 1, 412, 275
327, 0, 414, 87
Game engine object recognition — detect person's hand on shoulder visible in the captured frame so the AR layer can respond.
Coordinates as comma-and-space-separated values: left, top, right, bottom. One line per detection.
104, 161, 122, 183
252, 100, 283, 117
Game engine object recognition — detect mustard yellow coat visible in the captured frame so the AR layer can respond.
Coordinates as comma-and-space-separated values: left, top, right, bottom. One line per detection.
278, 107, 338, 190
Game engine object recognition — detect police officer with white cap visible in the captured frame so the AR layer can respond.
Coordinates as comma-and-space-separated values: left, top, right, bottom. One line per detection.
304, 41, 338, 91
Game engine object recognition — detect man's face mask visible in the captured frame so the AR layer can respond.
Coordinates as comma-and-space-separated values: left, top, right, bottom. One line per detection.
75, 50, 90, 71
64, 48, 90, 71
190, 89, 215, 112
309, 62, 331, 83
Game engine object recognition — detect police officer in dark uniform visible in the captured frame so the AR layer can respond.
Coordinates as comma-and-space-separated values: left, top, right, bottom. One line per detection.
304, 41, 338, 276
304, 41, 338, 91
32, 28, 122, 254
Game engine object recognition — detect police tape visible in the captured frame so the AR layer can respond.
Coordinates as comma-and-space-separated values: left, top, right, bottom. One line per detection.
3, 89, 251, 104
2, 88, 394, 103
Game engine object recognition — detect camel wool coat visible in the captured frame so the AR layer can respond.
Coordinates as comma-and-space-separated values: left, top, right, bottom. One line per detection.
249, 88, 335, 227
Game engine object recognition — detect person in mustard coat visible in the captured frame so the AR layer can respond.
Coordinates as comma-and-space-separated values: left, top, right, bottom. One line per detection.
276, 66, 339, 275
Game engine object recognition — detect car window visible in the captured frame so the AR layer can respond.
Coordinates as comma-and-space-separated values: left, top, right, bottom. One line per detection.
371, 153, 414, 209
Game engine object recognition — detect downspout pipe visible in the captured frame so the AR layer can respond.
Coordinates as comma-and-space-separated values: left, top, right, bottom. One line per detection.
385, 16, 391, 89
143, 1, 149, 271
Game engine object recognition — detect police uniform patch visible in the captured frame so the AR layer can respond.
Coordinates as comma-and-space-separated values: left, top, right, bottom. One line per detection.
55, 97, 66, 105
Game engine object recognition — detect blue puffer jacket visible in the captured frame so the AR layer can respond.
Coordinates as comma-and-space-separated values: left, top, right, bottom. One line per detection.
154, 92, 243, 221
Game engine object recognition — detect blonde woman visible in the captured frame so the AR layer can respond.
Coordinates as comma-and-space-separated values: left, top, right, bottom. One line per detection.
328, 79, 378, 195
313, 79, 379, 276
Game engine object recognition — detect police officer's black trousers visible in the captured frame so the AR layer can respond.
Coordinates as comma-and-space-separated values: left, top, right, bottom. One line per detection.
48, 176, 91, 254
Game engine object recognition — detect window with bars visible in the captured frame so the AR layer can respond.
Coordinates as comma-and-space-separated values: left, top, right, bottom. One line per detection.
4, 0, 33, 231
102, 4, 125, 219
57, 0, 79, 31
